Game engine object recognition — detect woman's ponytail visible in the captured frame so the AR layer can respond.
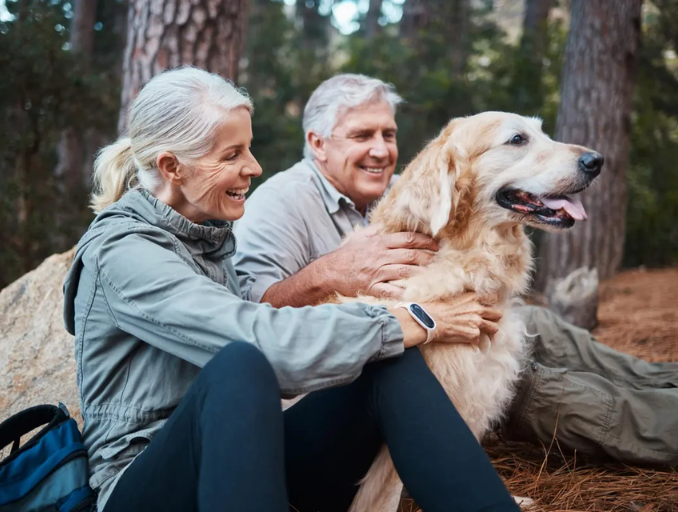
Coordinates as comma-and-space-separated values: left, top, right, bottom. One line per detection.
90, 137, 137, 213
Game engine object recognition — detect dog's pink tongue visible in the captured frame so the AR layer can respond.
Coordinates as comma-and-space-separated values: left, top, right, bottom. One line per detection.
539, 196, 588, 221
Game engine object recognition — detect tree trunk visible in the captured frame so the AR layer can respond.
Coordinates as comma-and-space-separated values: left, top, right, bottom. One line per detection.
118, 0, 249, 134
521, 0, 553, 66
54, 0, 97, 190
447, 0, 469, 76
365, 0, 383, 40
297, 0, 329, 51
70, 0, 97, 58
535, 0, 642, 291
401, 0, 429, 40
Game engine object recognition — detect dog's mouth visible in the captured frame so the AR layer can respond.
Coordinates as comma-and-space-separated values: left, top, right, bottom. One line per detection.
496, 189, 588, 228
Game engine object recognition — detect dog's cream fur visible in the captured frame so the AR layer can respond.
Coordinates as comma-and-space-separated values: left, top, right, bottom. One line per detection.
341, 112, 599, 511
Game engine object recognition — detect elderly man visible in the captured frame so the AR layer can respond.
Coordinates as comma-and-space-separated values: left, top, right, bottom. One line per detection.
234, 74, 678, 466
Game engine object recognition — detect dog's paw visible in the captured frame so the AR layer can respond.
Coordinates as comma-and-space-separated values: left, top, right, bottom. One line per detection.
512, 495, 535, 509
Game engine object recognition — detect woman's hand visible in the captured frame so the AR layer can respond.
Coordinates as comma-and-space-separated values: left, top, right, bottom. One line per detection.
389, 293, 502, 348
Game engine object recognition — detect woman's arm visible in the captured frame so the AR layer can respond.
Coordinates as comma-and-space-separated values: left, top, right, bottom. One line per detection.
94, 226, 404, 396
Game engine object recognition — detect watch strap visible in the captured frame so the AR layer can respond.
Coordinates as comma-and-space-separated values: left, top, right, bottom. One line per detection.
395, 302, 436, 344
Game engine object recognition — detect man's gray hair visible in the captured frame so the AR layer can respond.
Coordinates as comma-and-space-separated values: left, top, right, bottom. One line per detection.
302, 74, 403, 158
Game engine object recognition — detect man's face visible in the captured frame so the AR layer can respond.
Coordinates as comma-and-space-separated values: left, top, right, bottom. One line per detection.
315, 101, 398, 213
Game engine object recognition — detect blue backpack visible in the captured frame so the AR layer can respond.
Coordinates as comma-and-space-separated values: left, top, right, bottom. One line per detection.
0, 404, 96, 512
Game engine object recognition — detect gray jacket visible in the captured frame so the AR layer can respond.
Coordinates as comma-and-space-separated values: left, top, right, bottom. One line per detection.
62, 188, 404, 507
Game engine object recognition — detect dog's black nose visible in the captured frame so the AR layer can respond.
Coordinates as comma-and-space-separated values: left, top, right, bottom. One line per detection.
578, 152, 604, 177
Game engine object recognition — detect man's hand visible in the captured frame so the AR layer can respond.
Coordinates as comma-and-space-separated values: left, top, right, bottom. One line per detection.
323, 226, 439, 299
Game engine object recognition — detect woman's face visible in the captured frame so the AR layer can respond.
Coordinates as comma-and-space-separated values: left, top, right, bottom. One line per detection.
173, 107, 262, 223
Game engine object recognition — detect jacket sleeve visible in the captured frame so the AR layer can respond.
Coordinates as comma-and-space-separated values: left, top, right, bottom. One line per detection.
94, 226, 404, 396
233, 183, 317, 303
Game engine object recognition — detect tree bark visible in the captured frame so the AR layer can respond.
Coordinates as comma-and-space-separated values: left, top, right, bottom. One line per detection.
400, 0, 429, 40
70, 0, 97, 58
521, 0, 553, 66
447, 0, 469, 75
401, 0, 469, 75
54, 0, 97, 190
535, 0, 642, 291
365, 0, 383, 40
118, 0, 249, 134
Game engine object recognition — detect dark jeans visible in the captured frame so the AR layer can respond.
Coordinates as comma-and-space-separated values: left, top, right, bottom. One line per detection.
105, 342, 517, 512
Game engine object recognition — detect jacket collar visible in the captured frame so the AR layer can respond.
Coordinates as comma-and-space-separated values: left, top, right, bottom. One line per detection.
108, 188, 236, 259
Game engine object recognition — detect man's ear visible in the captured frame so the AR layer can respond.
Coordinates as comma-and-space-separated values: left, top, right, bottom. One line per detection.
306, 131, 328, 162
156, 152, 183, 185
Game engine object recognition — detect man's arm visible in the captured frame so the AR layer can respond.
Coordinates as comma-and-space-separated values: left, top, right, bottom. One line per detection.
234, 182, 319, 303
234, 178, 439, 308
262, 227, 440, 307
260, 252, 340, 307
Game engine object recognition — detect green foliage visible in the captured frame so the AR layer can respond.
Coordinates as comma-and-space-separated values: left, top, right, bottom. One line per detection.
625, 1, 678, 267
243, 0, 333, 180
1, 0, 677, 289
0, 0, 121, 287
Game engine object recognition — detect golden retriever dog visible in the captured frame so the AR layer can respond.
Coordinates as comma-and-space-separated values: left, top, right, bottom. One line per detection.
341, 111, 603, 512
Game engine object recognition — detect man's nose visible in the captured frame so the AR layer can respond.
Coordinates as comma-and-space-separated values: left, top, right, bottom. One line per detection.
369, 136, 389, 158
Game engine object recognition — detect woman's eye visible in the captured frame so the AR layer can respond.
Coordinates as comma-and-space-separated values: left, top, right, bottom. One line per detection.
508, 134, 527, 146
225, 152, 239, 161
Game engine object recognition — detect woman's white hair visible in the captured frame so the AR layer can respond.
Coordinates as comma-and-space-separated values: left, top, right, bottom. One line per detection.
302, 74, 403, 158
91, 66, 253, 213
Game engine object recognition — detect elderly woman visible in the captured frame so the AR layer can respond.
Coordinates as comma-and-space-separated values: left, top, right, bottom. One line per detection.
64, 67, 518, 512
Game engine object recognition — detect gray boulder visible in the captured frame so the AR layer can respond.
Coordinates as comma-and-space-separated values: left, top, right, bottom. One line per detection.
0, 249, 81, 429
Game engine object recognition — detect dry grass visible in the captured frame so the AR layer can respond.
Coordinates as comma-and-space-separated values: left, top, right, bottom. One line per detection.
488, 439, 678, 511
400, 267, 678, 512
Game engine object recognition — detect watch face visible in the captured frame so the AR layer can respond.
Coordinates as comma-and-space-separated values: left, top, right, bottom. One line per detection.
410, 303, 435, 329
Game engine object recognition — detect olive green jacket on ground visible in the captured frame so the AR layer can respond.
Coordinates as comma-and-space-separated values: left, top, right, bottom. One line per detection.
62, 189, 405, 509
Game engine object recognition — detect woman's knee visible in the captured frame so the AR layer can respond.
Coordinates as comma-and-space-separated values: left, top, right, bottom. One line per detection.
368, 347, 430, 384
200, 341, 279, 395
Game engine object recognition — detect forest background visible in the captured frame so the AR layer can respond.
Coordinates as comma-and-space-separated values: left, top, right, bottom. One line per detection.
1, 0, 676, 292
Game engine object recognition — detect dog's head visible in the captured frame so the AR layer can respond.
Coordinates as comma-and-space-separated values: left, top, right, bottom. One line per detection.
388, 112, 603, 237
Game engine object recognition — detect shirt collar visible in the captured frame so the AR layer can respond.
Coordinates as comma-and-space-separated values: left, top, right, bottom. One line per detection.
305, 158, 351, 215
305, 158, 399, 220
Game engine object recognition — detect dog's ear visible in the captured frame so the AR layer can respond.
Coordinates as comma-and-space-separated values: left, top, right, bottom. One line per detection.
393, 128, 472, 237
427, 141, 457, 236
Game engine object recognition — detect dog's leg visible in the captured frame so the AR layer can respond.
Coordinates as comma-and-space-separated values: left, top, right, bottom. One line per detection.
349, 445, 403, 512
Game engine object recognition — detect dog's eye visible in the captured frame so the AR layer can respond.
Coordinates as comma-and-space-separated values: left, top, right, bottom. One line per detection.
507, 134, 527, 146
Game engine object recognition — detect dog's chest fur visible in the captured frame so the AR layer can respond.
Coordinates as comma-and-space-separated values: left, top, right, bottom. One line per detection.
385, 223, 533, 436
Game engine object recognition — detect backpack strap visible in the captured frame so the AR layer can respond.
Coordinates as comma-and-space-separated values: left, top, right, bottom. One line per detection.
0, 404, 69, 458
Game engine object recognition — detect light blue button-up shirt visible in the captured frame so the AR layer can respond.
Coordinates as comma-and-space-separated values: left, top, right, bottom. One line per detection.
234, 158, 394, 302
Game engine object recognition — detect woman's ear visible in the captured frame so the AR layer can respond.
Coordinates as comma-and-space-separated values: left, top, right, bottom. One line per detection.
156, 152, 183, 185
306, 131, 328, 162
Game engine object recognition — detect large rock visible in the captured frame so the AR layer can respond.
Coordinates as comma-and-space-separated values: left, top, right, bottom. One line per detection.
0, 249, 80, 427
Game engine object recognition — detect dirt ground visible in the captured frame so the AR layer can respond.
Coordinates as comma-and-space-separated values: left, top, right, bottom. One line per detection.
594, 267, 678, 364
401, 267, 678, 512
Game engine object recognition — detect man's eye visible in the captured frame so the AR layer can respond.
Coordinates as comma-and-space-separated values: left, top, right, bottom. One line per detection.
384, 132, 396, 141
507, 134, 527, 146
353, 134, 370, 141
225, 152, 239, 161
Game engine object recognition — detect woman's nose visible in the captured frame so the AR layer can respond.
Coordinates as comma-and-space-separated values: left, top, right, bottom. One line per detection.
245, 154, 263, 177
